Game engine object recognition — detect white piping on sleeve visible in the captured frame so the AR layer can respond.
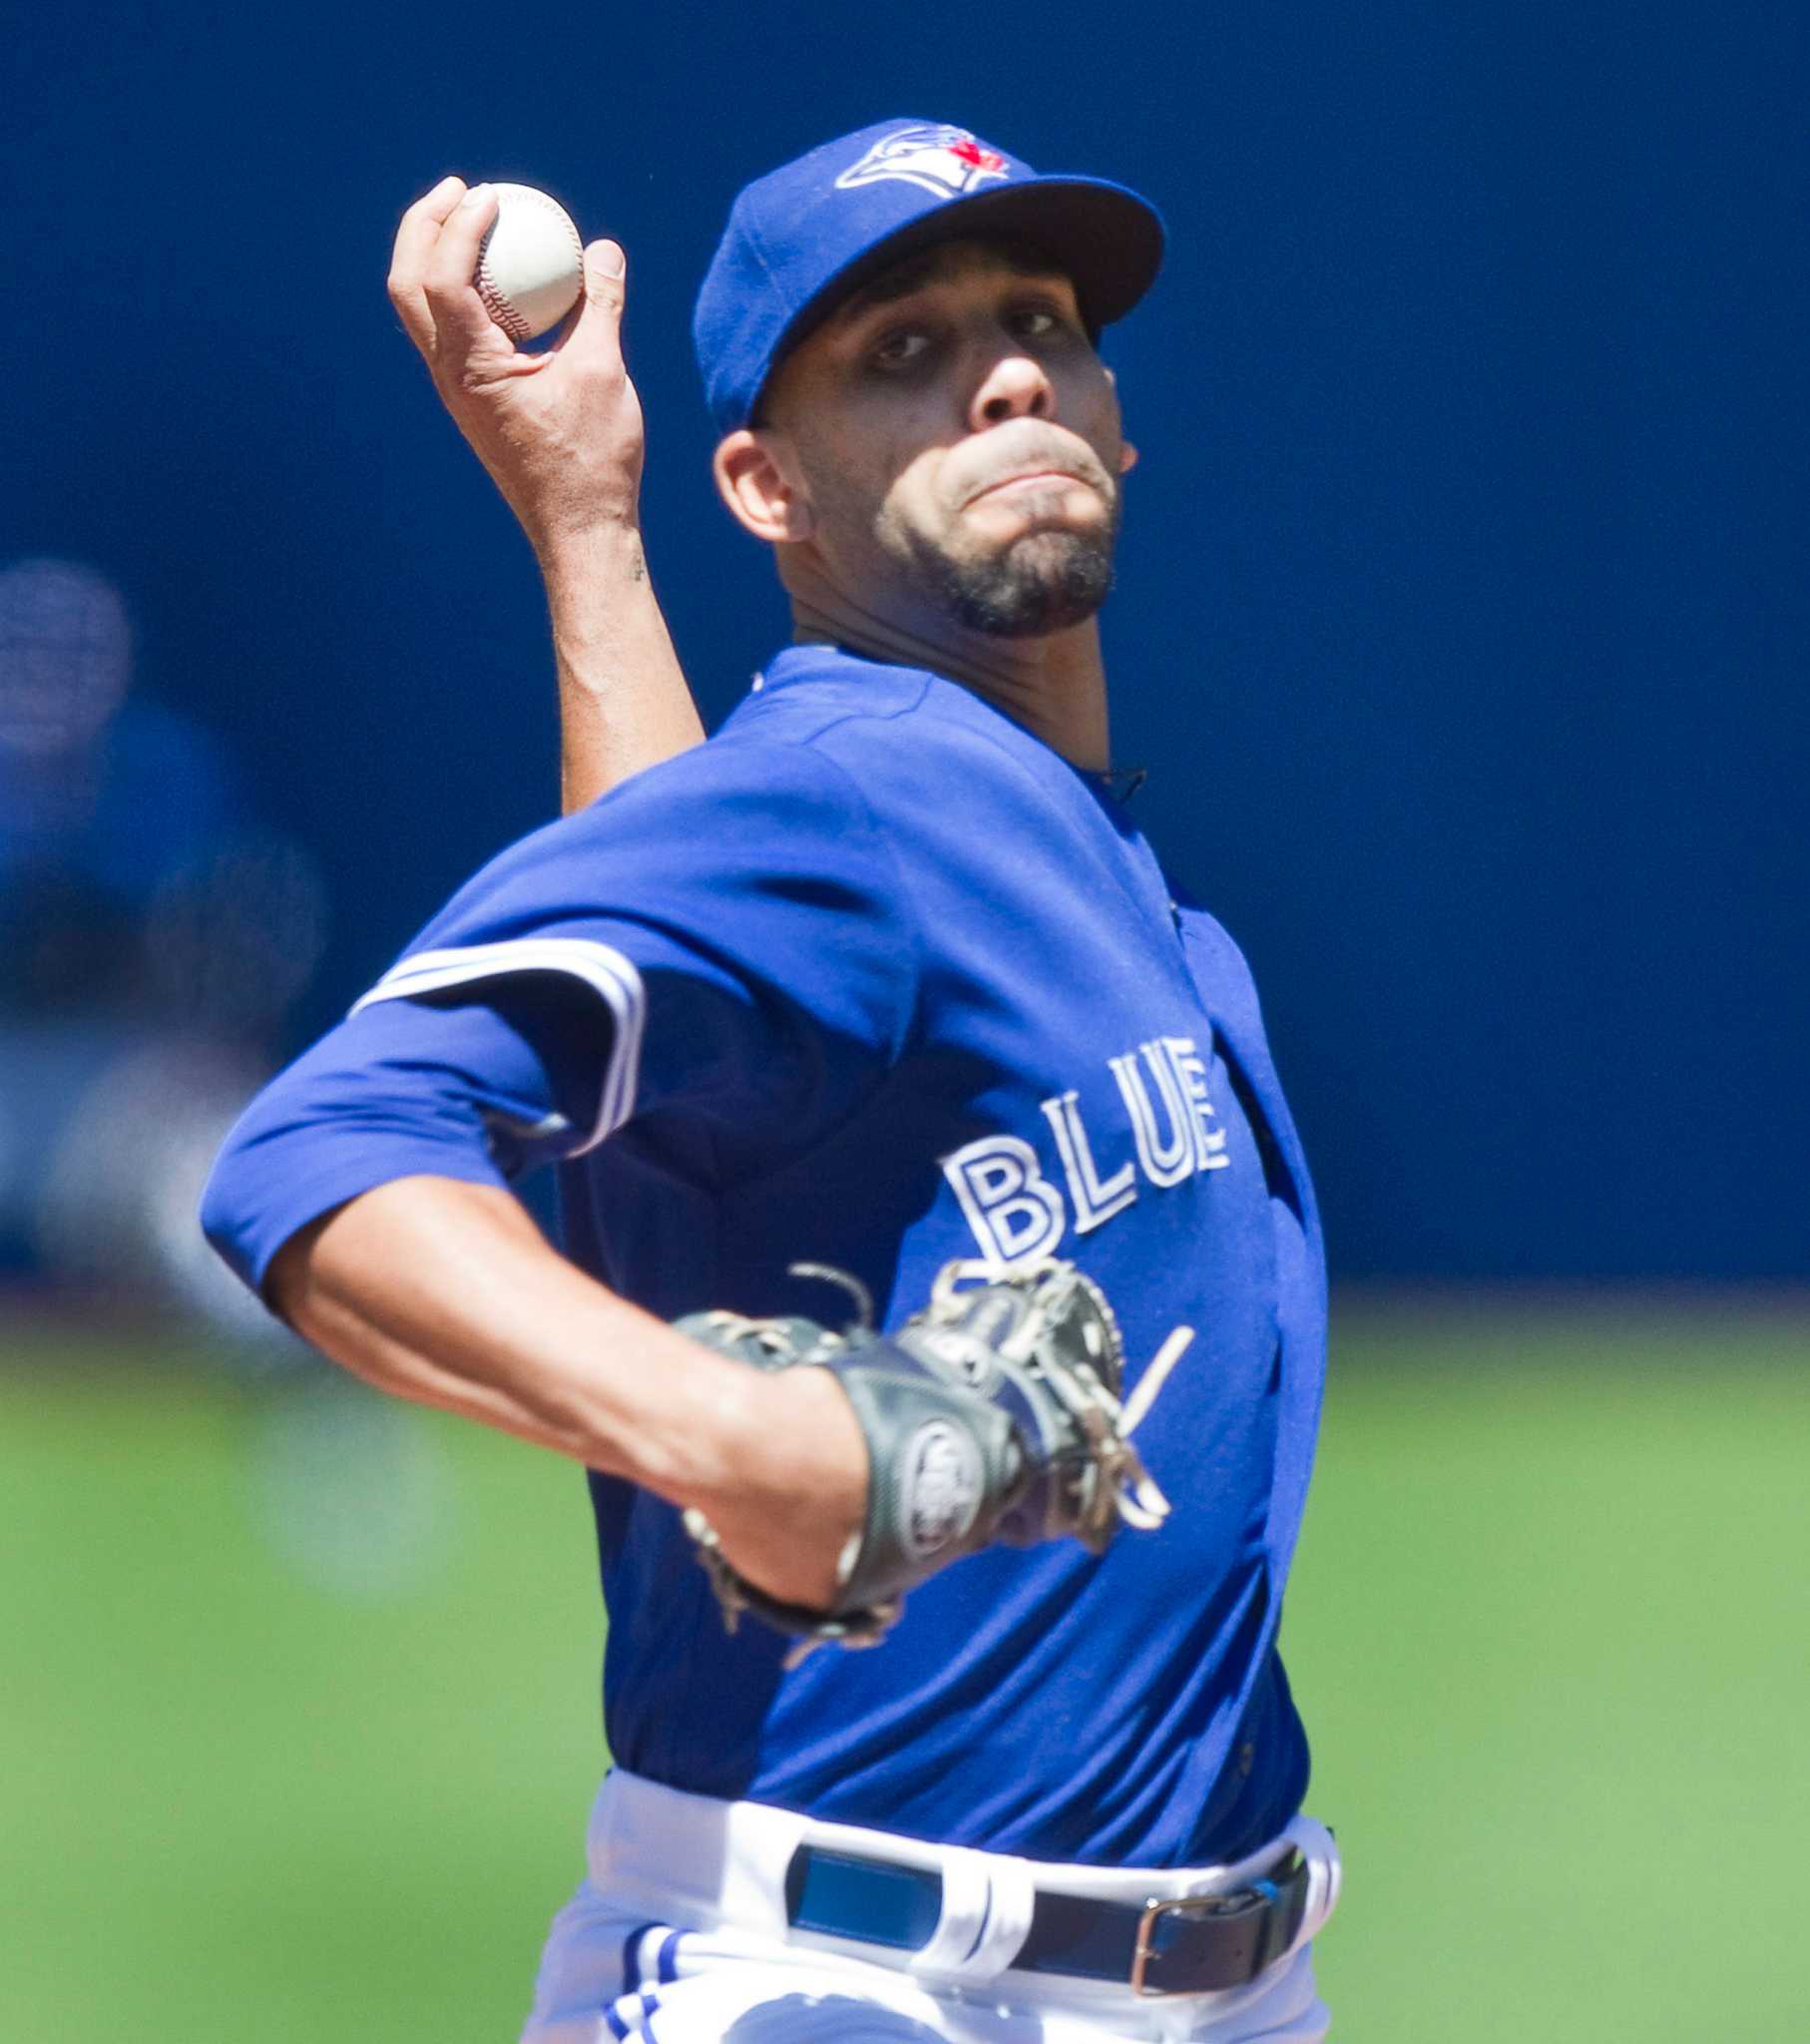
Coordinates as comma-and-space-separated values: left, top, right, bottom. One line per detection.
349, 937, 646, 1154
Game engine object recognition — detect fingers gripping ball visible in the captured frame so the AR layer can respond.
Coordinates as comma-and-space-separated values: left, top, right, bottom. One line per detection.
677, 1260, 1189, 1662
474, 183, 585, 341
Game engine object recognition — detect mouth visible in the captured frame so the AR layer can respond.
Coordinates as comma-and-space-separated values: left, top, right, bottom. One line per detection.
963, 468, 1094, 509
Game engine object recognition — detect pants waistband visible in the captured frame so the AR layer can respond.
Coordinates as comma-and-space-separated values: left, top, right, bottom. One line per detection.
585, 1769, 1340, 1996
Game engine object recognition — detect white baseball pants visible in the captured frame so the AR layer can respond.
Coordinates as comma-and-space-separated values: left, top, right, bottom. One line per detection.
520, 1771, 1340, 2043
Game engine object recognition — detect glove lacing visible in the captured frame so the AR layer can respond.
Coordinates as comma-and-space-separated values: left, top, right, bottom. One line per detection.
679, 1258, 1193, 1648
922, 1257, 1187, 1537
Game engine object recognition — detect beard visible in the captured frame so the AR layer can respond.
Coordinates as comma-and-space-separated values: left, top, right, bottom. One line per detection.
902, 517, 1119, 638
794, 431, 1124, 640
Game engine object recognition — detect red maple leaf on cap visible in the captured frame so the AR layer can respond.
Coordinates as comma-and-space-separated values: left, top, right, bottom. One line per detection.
950, 137, 1005, 172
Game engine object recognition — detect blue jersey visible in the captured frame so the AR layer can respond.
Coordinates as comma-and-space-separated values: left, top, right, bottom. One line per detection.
202, 646, 1327, 1868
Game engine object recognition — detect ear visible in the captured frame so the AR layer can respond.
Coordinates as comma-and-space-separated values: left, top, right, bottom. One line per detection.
712, 429, 815, 544
1102, 366, 1136, 474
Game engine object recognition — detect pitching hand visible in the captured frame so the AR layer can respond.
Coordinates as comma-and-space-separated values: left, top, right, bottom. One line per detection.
387, 176, 644, 555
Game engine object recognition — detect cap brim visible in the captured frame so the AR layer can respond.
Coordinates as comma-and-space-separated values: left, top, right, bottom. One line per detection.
767, 174, 1164, 393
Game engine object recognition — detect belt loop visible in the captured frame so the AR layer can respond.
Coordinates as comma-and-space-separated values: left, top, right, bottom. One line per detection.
1280, 1814, 1342, 1958
954, 1852, 1038, 1983
906, 1847, 992, 1976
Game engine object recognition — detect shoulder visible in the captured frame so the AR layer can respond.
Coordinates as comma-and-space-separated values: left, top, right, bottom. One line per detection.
462, 726, 872, 885
397, 722, 913, 962
722, 659, 1067, 834
412, 662, 1057, 945
575, 720, 898, 864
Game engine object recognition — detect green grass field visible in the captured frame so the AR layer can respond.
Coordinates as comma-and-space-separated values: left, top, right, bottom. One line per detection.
3, 1303, 1804, 2040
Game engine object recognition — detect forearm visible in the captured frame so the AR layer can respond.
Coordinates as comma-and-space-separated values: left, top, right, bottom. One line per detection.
269, 1175, 759, 1502
384, 182, 702, 812
539, 527, 705, 814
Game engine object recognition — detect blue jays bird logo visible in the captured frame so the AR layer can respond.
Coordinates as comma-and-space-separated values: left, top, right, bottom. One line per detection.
835, 125, 1012, 201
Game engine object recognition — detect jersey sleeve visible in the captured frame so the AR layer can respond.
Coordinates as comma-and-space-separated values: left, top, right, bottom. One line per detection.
361, 737, 918, 1145
199, 989, 585, 1292
200, 736, 918, 1292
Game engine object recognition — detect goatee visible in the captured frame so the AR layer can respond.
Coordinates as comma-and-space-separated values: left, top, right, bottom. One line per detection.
912, 524, 1118, 639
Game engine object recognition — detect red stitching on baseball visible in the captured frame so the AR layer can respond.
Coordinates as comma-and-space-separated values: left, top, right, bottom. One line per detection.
476, 188, 584, 342
476, 267, 532, 342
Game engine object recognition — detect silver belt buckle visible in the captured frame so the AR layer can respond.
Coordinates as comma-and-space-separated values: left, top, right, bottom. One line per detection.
1131, 1891, 1231, 1997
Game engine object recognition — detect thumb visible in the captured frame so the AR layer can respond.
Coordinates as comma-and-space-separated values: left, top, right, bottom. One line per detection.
554, 240, 628, 364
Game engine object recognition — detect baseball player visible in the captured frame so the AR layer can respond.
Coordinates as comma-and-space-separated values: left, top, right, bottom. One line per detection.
201, 120, 1340, 2042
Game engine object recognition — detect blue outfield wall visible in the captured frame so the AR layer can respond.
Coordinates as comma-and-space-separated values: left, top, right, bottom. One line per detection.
7, 0, 1803, 1279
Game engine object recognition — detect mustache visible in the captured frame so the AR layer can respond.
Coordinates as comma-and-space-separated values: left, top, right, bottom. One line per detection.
952, 423, 1116, 509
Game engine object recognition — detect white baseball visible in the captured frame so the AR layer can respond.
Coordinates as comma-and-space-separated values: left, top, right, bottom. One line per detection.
474, 183, 585, 342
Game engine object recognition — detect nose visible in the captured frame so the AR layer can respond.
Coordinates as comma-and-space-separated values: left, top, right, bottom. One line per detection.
968, 349, 1054, 431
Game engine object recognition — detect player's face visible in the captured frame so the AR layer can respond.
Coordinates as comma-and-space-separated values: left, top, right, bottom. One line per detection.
759, 241, 1131, 638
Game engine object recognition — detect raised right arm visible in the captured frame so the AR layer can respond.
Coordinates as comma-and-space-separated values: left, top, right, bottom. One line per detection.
387, 177, 704, 815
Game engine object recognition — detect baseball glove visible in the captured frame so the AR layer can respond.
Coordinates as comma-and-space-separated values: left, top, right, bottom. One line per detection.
675, 1258, 1190, 1661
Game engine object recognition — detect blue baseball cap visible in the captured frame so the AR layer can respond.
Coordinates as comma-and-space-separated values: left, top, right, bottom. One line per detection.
693, 119, 1165, 435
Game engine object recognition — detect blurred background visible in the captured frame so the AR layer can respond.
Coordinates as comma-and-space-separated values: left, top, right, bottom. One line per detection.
3, 2, 1803, 2038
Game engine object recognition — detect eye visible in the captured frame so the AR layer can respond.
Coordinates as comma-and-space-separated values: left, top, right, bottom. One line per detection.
1008, 301, 1070, 341
870, 325, 934, 371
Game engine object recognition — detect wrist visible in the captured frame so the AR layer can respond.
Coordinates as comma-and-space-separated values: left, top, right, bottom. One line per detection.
618, 1331, 770, 1502
682, 1365, 867, 1522
680, 1365, 869, 1616
533, 518, 648, 585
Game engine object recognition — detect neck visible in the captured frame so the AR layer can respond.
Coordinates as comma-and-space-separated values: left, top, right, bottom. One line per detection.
786, 584, 1111, 772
